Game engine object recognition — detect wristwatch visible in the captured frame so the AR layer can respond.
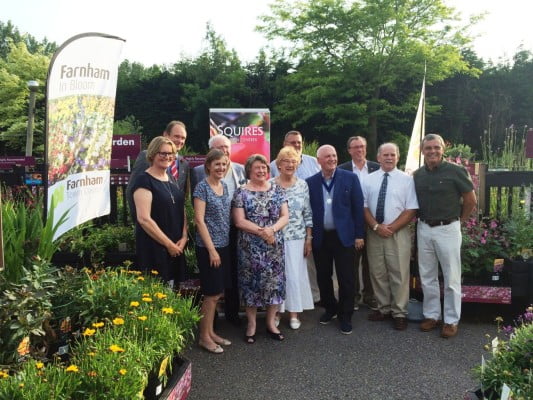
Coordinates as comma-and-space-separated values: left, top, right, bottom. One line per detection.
372, 223, 379, 231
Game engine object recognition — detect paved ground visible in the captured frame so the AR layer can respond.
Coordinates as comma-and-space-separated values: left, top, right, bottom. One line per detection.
183, 303, 513, 400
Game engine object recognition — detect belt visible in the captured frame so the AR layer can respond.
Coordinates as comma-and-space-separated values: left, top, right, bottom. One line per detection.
420, 218, 459, 227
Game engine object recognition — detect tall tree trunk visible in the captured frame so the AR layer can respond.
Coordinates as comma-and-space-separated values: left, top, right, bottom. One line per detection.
366, 87, 381, 159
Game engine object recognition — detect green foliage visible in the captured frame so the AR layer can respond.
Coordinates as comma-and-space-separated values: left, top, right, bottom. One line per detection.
55, 224, 135, 266
1, 194, 67, 284
0, 40, 49, 153
259, 0, 477, 154
0, 267, 200, 399
481, 122, 532, 170
505, 210, 533, 260
444, 142, 475, 161
473, 308, 533, 399
461, 217, 510, 279
0, 258, 59, 364
112, 115, 143, 135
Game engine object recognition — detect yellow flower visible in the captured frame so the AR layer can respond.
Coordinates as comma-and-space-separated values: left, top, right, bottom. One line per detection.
109, 345, 125, 353
119, 369, 127, 375
142, 293, 150, 297
137, 276, 145, 281
151, 270, 159, 275
494, 316, 503, 323
82, 328, 96, 336
162, 307, 174, 314
19, 383, 24, 388
130, 301, 140, 307
88, 352, 96, 357
113, 317, 125, 326
35, 362, 44, 369
137, 315, 148, 321
92, 322, 104, 328
0, 371, 9, 379
66, 365, 79, 373
142, 297, 153, 302
155, 292, 167, 299
87, 371, 97, 377
87, 289, 94, 294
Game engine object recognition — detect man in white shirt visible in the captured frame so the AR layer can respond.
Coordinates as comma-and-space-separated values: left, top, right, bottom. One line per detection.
338, 136, 379, 311
363, 142, 418, 330
270, 130, 320, 179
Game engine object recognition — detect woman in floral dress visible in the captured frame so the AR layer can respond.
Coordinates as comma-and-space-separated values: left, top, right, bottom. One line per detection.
232, 154, 289, 343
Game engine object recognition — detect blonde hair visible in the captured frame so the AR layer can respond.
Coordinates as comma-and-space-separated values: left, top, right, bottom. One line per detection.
146, 136, 176, 164
275, 146, 300, 168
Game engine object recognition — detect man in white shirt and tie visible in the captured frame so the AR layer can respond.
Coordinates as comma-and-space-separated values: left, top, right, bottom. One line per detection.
363, 142, 418, 331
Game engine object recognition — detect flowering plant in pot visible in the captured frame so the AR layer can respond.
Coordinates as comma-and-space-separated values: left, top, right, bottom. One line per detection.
471, 306, 533, 400
461, 217, 510, 282
0, 267, 200, 399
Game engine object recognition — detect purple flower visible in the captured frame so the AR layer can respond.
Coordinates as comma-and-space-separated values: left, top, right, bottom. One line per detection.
490, 221, 498, 229
502, 325, 514, 335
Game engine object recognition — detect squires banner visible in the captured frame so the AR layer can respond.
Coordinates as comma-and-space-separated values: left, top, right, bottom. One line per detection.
209, 108, 270, 164
46, 33, 125, 239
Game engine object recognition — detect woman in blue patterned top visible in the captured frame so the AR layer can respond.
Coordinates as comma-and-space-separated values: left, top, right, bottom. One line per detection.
272, 146, 314, 330
193, 149, 232, 354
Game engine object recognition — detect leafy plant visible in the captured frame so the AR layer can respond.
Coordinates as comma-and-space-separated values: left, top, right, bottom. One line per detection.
0, 267, 200, 399
473, 307, 533, 399
461, 217, 510, 279
504, 210, 533, 260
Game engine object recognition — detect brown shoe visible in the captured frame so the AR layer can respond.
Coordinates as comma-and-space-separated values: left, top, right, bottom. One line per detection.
441, 324, 458, 338
393, 317, 408, 331
420, 318, 441, 332
367, 310, 391, 321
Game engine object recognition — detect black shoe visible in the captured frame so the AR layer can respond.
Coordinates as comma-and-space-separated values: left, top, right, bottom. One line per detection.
226, 315, 242, 327
266, 328, 284, 341
319, 311, 337, 325
340, 320, 353, 335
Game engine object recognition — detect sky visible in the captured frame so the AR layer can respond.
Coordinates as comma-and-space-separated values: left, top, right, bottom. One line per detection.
1, 0, 532, 66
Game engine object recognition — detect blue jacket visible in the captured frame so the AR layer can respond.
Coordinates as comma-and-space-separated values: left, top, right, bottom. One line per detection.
306, 168, 365, 248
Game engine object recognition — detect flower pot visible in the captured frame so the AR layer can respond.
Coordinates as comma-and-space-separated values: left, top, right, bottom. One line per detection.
509, 259, 533, 302
144, 356, 191, 400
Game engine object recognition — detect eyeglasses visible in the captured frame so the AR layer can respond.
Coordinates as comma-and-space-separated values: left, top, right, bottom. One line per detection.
157, 152, 175, 159
281, 159, 298, 165
349, 145, 365, 149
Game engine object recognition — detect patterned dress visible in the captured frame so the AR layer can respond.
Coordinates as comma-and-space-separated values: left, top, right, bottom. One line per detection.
232, 183, 287, 307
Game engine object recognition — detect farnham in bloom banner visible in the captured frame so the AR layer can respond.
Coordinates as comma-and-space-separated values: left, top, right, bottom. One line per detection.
46, 33, 125, 239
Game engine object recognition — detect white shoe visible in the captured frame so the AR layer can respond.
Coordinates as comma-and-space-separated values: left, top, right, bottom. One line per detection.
353, 304, 360, 311
290, 318, 301, 330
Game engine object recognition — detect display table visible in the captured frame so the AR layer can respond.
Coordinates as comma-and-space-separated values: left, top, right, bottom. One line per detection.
461, 285, 511, 304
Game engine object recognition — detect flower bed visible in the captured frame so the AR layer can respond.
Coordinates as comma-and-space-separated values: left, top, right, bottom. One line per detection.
0, 265, 200, 399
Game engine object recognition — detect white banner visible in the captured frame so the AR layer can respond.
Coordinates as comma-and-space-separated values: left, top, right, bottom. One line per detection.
405, 75, 426, 175
46, 33, 125, 239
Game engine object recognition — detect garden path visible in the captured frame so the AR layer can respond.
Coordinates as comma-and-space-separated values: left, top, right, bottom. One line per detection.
184, 303, 508, 400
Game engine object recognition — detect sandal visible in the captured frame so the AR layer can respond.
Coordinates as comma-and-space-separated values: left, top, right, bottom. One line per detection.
244, 334, 256, 344
266, 328, 284, 341
214, 338, 232, 346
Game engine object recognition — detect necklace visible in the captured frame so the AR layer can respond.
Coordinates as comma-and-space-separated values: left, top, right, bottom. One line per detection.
163, 181, 175, 204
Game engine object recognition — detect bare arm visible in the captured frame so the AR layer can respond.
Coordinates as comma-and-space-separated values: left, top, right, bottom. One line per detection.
194, 197, 220, 267
460, 190, 477, 222
134, 188, 181, 256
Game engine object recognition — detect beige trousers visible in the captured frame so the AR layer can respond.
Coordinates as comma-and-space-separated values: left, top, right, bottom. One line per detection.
366, 226, 411, 317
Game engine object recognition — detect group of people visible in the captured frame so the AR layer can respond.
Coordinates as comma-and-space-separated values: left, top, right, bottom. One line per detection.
127, 123, 476, 354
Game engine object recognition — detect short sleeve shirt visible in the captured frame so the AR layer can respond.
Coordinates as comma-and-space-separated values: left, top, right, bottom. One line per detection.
413, 160, 474, 220
193, 179, 231, 248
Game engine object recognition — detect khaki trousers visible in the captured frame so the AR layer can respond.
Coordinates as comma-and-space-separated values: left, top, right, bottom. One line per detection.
366, 226, 411, 317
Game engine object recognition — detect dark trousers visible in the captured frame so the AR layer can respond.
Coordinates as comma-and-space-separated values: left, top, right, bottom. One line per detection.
313, 230, 356, 322
224, 225, 240, 319
355, 247, 375, 303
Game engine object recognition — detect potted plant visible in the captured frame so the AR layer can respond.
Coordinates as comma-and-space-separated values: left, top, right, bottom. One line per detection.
469, 306, 533, 399
504, 210, 533, 304
0, 267, 200, 399
461, 217, 510, 284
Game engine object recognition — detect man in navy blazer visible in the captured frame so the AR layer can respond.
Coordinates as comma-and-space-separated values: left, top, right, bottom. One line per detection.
338, 135, 379, 311
306, 145, 365, 334
190, 134, 246, 326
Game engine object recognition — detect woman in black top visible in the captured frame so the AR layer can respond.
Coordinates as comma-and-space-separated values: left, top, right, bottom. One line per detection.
132, 136, 187, 285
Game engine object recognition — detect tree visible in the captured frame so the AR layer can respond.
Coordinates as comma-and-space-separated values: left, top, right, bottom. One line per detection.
0, 41, 49, 154
259, 0, 478, 155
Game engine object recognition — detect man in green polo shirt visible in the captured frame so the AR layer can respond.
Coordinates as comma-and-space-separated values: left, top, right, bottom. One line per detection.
413, 134, 476, 338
